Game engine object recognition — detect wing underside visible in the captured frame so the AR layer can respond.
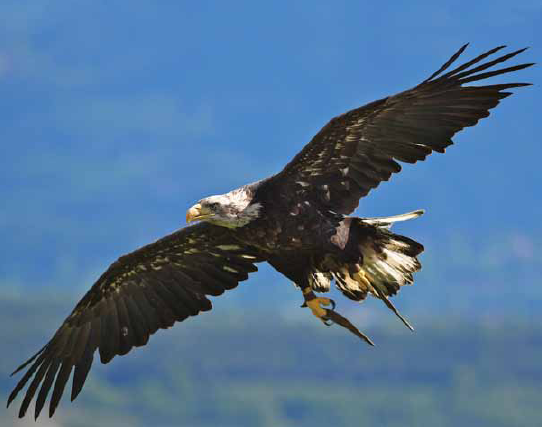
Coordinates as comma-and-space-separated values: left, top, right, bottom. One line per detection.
8, 222, 264, 419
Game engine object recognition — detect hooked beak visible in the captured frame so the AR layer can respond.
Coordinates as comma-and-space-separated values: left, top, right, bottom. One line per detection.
186, 203, 213, 223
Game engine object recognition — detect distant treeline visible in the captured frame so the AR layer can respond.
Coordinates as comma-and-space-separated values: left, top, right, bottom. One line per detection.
1, 295, 541, 427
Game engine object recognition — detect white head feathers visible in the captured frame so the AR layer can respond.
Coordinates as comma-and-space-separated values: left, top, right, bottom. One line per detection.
197, 187, 262, 228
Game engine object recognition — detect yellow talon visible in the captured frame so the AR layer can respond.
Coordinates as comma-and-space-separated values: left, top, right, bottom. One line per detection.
306, 297, 332, 319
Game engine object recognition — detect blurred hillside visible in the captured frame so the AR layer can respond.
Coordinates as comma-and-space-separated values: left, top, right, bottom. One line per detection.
2, 296, 541, 427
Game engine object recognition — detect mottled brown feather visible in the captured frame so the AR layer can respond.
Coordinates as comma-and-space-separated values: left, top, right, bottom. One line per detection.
8, 222, 263, 418
271, 45, 532, 215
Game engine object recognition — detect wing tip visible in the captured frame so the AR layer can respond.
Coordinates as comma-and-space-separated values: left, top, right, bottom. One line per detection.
426, 43, 533, 85
6, 393, 15, 409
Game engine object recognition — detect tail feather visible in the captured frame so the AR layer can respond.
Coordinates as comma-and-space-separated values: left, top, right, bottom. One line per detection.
361, 209, 424, 228
369, 279, 415, 331
333, 214, 424, 329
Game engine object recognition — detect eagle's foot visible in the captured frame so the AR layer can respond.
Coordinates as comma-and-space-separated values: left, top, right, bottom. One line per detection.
302, 288, 336, 325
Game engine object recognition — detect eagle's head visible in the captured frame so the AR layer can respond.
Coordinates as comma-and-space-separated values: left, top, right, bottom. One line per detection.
186, 187, 261, 228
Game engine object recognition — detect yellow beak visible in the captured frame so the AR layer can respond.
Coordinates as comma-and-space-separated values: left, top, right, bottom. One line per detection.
186, 203, 203, 223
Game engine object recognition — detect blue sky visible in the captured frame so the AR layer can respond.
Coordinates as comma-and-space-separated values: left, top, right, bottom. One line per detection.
0, 1, 540, 316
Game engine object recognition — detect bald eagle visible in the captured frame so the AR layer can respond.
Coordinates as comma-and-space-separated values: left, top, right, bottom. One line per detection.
8, 44, 532, 419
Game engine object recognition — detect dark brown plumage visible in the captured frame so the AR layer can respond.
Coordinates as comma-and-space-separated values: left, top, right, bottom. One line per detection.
8, 224, 263, 418
8, 44, 532, 419
275, 44, 532, 215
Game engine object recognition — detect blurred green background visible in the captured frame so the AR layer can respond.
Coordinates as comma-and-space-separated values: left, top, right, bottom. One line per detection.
2, 297, 541, 427
1, 1, 540, 426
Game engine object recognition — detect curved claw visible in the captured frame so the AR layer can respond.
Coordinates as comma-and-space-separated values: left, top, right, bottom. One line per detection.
322, 318, 333, 326
304, 295, 337, 324
322, 310, 334, 326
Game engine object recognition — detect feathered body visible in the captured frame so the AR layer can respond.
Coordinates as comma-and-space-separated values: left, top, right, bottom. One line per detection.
7, 44, 533, 419
211, 178, 424, 325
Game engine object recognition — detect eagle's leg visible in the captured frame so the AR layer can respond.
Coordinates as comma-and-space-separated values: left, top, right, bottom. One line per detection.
301, 287, 335, 325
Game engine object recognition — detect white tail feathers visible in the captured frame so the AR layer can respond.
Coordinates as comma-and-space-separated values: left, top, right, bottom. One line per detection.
308, 213, 424, 330
358, 233, 422, 295
333, 218, 424, 330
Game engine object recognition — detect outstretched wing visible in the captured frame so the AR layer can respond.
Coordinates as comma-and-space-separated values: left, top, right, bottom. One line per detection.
7, 222, 264, 419
271, 44, 533, 215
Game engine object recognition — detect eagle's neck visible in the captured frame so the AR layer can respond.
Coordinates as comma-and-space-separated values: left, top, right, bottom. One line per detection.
227, 201, 262, 228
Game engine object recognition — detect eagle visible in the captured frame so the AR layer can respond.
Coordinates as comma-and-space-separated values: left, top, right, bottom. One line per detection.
8, 44, 532, 419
